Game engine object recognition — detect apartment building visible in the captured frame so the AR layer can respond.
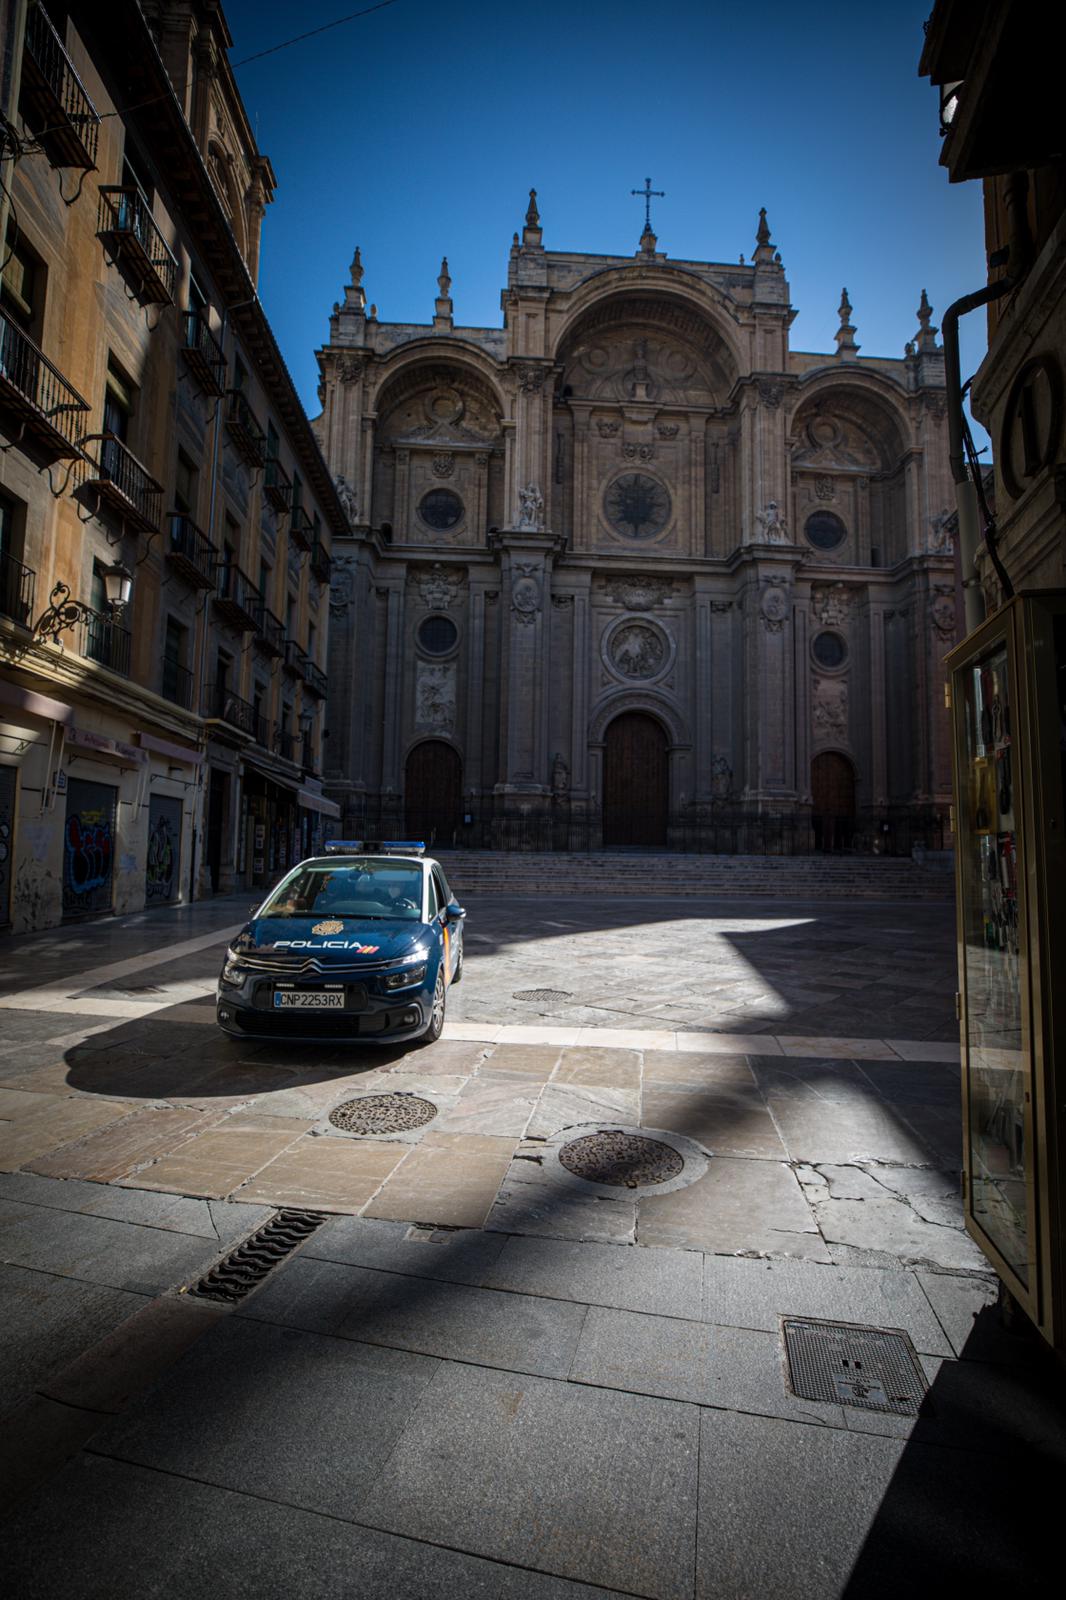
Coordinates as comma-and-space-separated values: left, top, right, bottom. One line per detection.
0, 0, 346, 932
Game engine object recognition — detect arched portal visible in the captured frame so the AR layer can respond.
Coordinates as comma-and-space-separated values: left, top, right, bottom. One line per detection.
603, 712, 669, 846
811, 752, 856, 852
405, 741, 462, 848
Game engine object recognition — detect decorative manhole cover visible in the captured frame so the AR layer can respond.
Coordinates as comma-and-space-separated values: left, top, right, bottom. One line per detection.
513, 988, 572, 1003
559, 1131, 684, 1188
328, 1094, 438, 1135
782, 1318, 928, 1415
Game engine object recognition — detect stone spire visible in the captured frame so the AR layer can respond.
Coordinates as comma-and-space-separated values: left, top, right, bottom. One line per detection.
522, 188, 543, 250
915, 288, 939, 352
343, 244, 366, 313
835, 287, 859, 358
638, 220, 658, 256
433, 255, 453, 331
753, 207, 775, 264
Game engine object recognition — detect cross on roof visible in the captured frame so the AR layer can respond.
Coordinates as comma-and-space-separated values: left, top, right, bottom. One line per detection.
631, 177, 665, 231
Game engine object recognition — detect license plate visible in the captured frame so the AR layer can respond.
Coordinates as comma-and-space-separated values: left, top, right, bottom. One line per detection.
273, 990, 344, 1009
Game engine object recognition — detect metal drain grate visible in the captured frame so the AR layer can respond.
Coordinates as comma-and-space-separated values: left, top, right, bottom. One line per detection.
559, 1130, 684, 1188
513, 988, 573, 1003
782, 1317, 928, 1415
328, 1093, 438, 1135
187, 1210, 328, 1304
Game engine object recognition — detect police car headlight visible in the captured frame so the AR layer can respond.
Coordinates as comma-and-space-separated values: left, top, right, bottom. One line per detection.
384, 964, 427, 990
221, 958, 248, 987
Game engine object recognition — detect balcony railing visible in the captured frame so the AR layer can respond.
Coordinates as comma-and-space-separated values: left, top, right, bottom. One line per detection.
288, 506, 314, 550
165, 513, 217, 589
224, 389, 266, 468
80, 609, 131, 676
212, 562, 261, 631
0, 311, 90, 462
78, 433, 163, 533
303, 659, 327, 698
273, 726, 296, 763
20, 3, 100, 171
283, 638, 308, 678
180, 311, 226, 395
97, 187, 178, 306
252, 600, 285, 657
161, 654, 194, 710
309, 539, 332, 584
204, 683, 257, 738
264, 456, 292, 512
0, 548, 36, 628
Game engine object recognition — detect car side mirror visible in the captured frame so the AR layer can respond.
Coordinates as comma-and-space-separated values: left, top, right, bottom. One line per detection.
446, 900, 466, 921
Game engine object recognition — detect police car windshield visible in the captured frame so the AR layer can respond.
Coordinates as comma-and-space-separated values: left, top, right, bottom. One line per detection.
259, 861, 424, 921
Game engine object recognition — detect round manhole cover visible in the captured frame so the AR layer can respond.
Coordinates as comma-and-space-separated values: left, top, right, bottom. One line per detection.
559, 1131, 684, 1188
513, 988, 572, 1003
328, 1094, 438, 1135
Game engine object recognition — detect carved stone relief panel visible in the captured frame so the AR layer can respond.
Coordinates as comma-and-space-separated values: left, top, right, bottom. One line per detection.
603, 617, 673, 682
410, 562, 463, 612
597, 574, 676, 610
812, 674, 850, 740
415, 661, 457, 732
810, 582, 855, 629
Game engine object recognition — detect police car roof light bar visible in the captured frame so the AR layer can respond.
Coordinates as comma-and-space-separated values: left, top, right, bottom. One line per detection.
323, 839, 426, 857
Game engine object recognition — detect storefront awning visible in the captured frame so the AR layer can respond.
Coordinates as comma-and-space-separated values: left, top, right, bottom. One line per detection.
0, 680, 73, 724
297, 787, 341, 818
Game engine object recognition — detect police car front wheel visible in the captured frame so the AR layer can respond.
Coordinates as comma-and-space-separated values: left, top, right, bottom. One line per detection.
420, 969, 446, 1044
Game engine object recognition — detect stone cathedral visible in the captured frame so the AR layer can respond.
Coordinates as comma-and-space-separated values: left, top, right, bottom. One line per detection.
313, 196, 957, 850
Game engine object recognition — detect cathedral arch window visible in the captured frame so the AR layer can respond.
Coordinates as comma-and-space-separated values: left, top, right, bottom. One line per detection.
419, 488, 464, 530
805, 510, 847, 551
812, 630, 848, 670
417, 615, 458, 656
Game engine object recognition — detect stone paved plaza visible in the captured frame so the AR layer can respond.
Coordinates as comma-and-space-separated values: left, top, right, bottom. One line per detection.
1, 890, 1062, 1597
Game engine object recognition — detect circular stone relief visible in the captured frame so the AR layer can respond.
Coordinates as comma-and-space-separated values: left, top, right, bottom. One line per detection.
418, 615, 458, 656
805, 510, 847, 551
604, 473, 671, 539
608, 620, 668, 680
419, 488, 464, 530
812, 630, 847, 669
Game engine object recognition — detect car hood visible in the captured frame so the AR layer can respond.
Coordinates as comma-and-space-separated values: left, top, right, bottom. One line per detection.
234, 918, 429, 962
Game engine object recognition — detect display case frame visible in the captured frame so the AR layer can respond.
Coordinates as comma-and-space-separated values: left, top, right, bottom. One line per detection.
946, 591, 1066, 1349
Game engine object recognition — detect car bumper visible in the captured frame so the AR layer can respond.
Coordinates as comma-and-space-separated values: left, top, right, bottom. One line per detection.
215, 974, 433, 1043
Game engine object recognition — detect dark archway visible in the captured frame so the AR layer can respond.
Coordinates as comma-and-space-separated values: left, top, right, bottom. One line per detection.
603, 712, 669, 846
405, 741, 462, 848
811, 751, 856, 852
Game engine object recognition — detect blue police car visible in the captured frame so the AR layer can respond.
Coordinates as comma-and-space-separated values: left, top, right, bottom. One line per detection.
216, 842, 465, 1043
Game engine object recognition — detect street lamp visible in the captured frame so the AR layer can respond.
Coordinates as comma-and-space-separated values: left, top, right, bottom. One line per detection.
33, 563, 134, 644
101, 561, 133, 616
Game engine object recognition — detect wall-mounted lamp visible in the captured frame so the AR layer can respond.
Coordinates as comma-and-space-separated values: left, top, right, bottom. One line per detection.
33, 563, 134, 644
102, 562, 133, 616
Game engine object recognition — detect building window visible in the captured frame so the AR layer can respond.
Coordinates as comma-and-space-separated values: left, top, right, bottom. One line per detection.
418, 615, 458, 656
174, 449, 198, 516
103, 358, 134, 443
419, 488, 463, 530
122, 144, 153, 205
812, 630, 848, 669
805, 510, 847, 551
162, 617, 190, 705
1, 229, 46, 343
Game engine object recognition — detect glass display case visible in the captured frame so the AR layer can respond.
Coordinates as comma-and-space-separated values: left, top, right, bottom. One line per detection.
946, 593, 1066, 1348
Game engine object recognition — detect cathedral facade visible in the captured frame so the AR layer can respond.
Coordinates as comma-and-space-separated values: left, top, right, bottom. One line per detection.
313, 198, 957, 851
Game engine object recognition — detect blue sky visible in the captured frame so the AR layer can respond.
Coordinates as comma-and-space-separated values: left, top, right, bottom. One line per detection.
222, 0, 989, 447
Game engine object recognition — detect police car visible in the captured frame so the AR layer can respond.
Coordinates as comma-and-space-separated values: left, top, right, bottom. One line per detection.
216, 842, 464, 1043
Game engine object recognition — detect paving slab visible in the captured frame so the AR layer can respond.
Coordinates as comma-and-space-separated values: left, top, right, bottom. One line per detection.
484, 1234, 703, 1319
432, 1074, 540, 1136
0, 1454, 631, 1599
40, 1294, 225, 1415
239, 1254, 587, 1377
90, 1316, 439, 1521
0, 1199, 230, 1294
359, 1362, 699, 1600
482, 1043, 562, 1077
551, 1047, 642, 1090
363, 1131, 517, 1227
638, 1157, 830, 1260
915, 1269, 1029, 1362
236, 1135, 407, 1211
26, 1106, 225, 1182
568, 1304, 715, 1404
0, 1097, 138, 1173
643, 1051, 757, 1085
797, 1163, 987, 1271
642, 1083, 787, 1159
117, 1124, 306, 1200
0, 1264, 148, 1416
0, 1171, 272, 1239
749, 1058, 937, 1164
303, 1213, 508, 1284
488, 1144, 637, 1245
528, 1080, 639, 1138
701, 1255, 953, 1355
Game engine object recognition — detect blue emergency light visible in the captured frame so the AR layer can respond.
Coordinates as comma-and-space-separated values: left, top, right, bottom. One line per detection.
323, 839, 426, 857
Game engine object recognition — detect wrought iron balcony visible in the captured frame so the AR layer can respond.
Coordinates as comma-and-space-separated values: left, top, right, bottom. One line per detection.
283, 637, 308, 678
212, 562, 261, 631
224, 389, 266, 468
165, 513, 217, 589
78, 433, 163, 533
303, 659, 327, 699
204, 683, 257, 738
161, 654, 194, 710
0, 548, 36, 628
20, 3, 100, 171
80, 609, 131, 676
264, 456, 292, 512
0, 311, 90, 462
289, 506, 313, 550
97, 188, 178, 306
273, 725, 296, 763
180, 311, 226, 395
253, 601, 285, 657
309, 539, 332, 584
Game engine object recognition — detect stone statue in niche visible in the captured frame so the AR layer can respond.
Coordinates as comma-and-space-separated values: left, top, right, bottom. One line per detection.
334, 474, 359, 523
755, 502, 790, 543
929, 511, 954, 554
517, 482, 544, 530
551, 753, 571, 796
711, 755, 733, 799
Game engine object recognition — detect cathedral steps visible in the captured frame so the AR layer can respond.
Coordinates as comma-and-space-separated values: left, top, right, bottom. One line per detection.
441, 852, 955, 900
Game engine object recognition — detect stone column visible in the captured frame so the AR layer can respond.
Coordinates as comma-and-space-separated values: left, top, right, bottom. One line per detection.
381, 582, 405, 795
735, 544, 806, 807
491, 528, 565, 803
464, 585, 487, 798
693, 578, 714, 801
688, 415, 707, 558
569, 571, 592, 803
